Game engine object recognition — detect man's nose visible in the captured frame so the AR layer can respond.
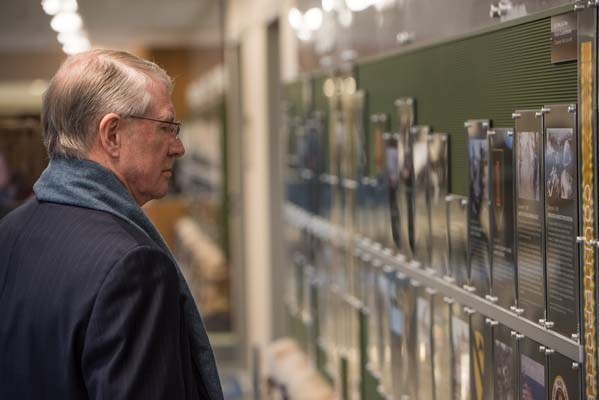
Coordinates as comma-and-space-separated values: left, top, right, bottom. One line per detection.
170, 137, 185, 158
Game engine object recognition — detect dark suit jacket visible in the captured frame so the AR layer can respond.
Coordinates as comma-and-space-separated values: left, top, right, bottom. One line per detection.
0, 198, 209, 399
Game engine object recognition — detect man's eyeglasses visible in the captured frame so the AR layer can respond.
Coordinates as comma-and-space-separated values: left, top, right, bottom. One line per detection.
128, 115, 182, 139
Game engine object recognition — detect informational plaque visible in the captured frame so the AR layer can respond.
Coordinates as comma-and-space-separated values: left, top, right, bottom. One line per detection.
470, 312, 493, 400
385, 132, 401, 249
370, 114, 392, 247
380, 266, 396, 395
369, 260, 385, 375
519, 336, 547, 400
466, 119, 492, 298
416, 288, 434, 400
514, 109, 546, 325
412, 126, 432, 268
493, 324, 516, 400
429, 133, 450, 277
543, 103, 579, 338
451, 304, 471, 400
396, 98, 416, 258
390, 272, 409, 399
548, 351, 582, 400
448, 195, 470, 287
433, 294, 452, 400
489, 128, 517, 310
400, 278, 419, 399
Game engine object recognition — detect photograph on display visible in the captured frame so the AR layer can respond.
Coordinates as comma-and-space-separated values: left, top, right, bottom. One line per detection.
545, 128, 575, 203
329, 104, 346, 228
365, 260, 381, 374
490, 129, 516, 310
543, 104, 579, 338
451, 304, 471, 400
467, 119, 492, 298
520, 337, 546, 400
470, 313, 493, 400
514, 110, 546, 324
493, 325, 515, 400
370, 115, 391, 247
412, 126, 432, 268
433, 294, 452, 400
428, 133, 450, 277
448, 195, 470, 287
548, 352, 581, 400
416, 293, 434, 400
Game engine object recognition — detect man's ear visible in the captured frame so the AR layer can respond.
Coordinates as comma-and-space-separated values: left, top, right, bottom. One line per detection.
97, 113, 123, 158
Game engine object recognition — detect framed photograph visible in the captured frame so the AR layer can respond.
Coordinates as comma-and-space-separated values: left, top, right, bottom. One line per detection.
466, 119, 492, 298
428, 133, 450, 277
519, 336, 547, 400
548, 351, 582, 400
543, 104, 579, 338
412, 126, 432, 268
489, 128, 516, 310
399, 278, 419, 399
448, 195, 470, 287
514, 109, 546, 325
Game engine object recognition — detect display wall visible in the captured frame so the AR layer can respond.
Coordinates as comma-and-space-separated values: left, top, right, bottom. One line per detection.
283, 3, 597, 400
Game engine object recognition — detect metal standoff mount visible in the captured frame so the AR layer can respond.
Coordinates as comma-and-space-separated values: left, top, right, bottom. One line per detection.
568, 104, 577, 113
463, 284, 476, 293
485, 294, 498, 303
510, 305, 524, 315
511, 112, 521, 119
442, 296, 455, 304
485, 318, 499, 327
544, 321, 555, 329
463, 306, 476, 315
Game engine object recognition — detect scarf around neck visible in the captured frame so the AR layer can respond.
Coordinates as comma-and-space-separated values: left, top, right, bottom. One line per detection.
34, 157, 223, 400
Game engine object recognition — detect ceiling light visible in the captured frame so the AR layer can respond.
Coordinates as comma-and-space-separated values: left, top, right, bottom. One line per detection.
41, 0, 61, 15
288, 8, 303, 31
297, 29, 312, 42
345, 0, 374, 12
321, 0, 334, 12
304, 8, 323, 31
338, 8, 353, 27
62, 36, 91, 55
50, 11, 82, 33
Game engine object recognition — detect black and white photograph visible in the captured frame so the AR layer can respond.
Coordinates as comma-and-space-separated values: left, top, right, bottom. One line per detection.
520, 337, 546, 400
433, 295, 452, 400
428, 133, 450, 276
448, 195, 470, 287
412, 126, 431, 268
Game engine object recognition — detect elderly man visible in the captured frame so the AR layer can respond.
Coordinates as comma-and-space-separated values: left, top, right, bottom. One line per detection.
0, 50, 223, 400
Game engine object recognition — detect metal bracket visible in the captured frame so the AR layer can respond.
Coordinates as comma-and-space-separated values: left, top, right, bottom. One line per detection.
544, 321, 555, 329
445, 194, 454, 202
410, 279, 422, 288
485, 318, 499, 327
588, 0, 599, 6
540, 107, 551, 114
574, 1, 587, 10
507, 129, 514, 137
511, 112, 521, 119
539, 318, 546, 327
545, 348, 555, 355
573, 362, 580, 370
568, 104, 577, 113
426, 287, 437, 295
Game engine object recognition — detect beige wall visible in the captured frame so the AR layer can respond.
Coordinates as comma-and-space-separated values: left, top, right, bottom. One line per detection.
226, 0, 300, 366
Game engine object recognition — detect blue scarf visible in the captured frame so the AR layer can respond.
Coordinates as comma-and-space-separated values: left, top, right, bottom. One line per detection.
34, 157, 223, 400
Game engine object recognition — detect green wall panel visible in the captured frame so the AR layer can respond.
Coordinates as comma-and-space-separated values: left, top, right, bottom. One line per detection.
357, 16, 577, 195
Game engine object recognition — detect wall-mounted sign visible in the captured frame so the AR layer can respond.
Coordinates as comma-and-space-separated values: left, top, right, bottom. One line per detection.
551, 12, 577, 64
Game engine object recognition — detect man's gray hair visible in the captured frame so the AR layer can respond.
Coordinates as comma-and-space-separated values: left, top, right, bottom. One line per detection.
41, 49, 172, 159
